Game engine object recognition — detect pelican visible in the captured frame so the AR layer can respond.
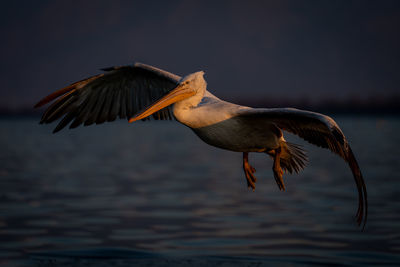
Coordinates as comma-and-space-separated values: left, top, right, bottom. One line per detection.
35, 62, 367, 228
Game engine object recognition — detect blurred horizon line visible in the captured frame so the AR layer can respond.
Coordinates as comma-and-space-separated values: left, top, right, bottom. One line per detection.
1, 93, 399, 117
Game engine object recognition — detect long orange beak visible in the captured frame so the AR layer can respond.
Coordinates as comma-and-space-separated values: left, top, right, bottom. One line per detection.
129, 85, 196, 123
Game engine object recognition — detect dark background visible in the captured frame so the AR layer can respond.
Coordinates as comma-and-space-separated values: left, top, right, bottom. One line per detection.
1, 0, 399, 113
1, 2, 400, 266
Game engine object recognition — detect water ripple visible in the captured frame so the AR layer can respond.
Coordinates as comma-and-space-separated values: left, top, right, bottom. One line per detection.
0, 117, 399, 266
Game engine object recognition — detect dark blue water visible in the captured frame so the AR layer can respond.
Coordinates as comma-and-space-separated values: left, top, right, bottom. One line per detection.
0, 116, 399, 266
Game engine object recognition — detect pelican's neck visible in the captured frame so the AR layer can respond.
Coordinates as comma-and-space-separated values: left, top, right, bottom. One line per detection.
173, 87, 207, 127
173, 86, 205, 112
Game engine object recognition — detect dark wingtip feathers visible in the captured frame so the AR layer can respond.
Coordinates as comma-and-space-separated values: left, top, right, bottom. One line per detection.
330, 127, 367, 230
35, 74, 104, 109
346, 146, 368, 230
34, 85, 76, 108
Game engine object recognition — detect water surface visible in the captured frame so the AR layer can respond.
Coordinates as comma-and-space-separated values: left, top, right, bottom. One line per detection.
0, 116, 399, 266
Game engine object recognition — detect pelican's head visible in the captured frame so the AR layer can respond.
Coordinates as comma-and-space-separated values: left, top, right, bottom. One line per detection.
129, 71, 206, 122
180, 71, 206, 90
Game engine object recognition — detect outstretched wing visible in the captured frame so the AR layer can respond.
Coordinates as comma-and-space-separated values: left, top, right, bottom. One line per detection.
35, 62, 182, 133
238, 107, 367, 228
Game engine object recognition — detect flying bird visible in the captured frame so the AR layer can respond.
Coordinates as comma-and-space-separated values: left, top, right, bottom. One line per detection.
35, 62, 367, 228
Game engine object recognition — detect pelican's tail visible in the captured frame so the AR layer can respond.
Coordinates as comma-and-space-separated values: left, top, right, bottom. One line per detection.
280, 142, 308, 174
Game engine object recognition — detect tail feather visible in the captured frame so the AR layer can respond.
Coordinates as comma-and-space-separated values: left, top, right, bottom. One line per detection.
280, 142, 308, 174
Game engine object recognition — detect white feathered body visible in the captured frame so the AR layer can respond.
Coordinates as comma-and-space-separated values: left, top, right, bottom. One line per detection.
173, 88, 281, 152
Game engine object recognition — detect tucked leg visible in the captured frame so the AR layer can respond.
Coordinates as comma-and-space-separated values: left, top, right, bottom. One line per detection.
242, 152, 257, 191
272, 146, 285, 191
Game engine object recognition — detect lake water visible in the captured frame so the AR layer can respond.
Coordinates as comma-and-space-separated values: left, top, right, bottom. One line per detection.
0, 116, 399, 266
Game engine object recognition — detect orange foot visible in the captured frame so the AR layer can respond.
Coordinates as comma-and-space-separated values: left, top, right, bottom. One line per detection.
243, 152, 257, 191
273, 166, 285, 191
273, 146, 285, 191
